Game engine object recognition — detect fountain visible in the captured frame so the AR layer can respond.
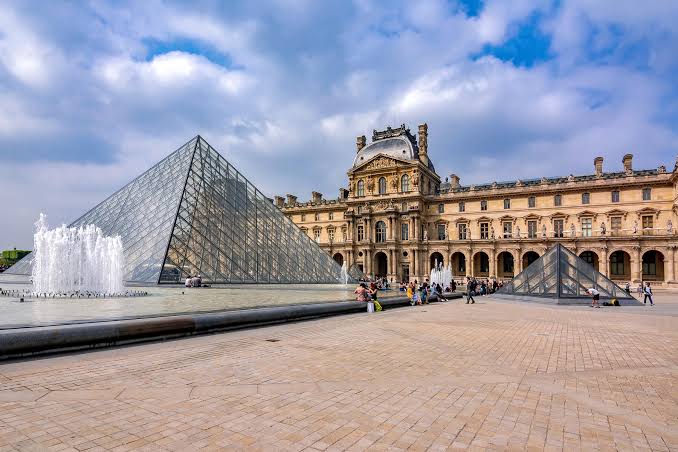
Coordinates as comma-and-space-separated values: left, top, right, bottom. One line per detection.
30, 214, 125, 295
340, 262, 350, 285
430, 261, 452, 288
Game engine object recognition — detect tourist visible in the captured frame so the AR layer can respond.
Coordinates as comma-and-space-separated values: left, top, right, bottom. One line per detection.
451, 280, 457, 292
369, 283, 382, 311
587, 287, 600, 308
637, 283, 643, 296
624, 282, 631, 294
354, 283, 369, 302
643, 282, 654, 306
406, 283, 414, 305
466, 277, 475, 304
421, 280, 429, 304
185, 276, 192, 288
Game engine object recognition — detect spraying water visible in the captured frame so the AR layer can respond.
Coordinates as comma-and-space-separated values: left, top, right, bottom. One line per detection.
430, 261, 452, 288
31, 214, 125, 295
340, 262, 349, 285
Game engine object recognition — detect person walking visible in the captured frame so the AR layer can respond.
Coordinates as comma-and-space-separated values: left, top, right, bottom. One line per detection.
466, 278, 475, 304
421, 281, 429, 304
643, 282, 654, 306
587, 287, 600, 308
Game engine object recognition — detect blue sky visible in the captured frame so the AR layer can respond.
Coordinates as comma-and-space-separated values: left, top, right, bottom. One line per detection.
1, 0, 677, 249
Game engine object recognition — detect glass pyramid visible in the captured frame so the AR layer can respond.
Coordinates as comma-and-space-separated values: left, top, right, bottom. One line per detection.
496, 244, 633, 300
7, 136, 349, 285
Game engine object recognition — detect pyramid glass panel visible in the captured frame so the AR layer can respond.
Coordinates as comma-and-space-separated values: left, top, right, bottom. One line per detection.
497, 244, 632, 300
8, 136, 348, 285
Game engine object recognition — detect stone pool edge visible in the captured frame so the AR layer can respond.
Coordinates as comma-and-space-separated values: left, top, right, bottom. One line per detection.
0, 295, 462, 360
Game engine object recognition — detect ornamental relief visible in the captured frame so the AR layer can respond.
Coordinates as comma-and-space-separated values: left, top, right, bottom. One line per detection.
365, 156, 398, 170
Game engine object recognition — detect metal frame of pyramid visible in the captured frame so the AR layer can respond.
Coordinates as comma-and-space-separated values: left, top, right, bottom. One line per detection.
496, 244, 638, 304
7, 136, 355, 285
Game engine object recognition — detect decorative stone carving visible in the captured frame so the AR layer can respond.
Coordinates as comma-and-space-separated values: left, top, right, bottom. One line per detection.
514, 225, 521, 239
570, 223, 576, 237
542, 224, 547, 238
600, 222, 606, 235
365, 156, 398, 170
668, 219, 673, 234
412, 171, 419, 187
366, 177, 374, 192
632, 220, 638, 234
423, 229, 428, 241
658, 165, 666, 173
568, 174, 575, 182
515, 180, 522, 187
390, 175, 398, 188
490, 226, 495, 240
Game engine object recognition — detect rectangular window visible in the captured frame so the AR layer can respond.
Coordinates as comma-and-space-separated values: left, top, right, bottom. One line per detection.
480, 222, 489, 239
437, 224, 446, 240
554, 194, 562, 206
528, 196, 536, 208
301, 214, 305, 222
582, 218, 592, 237
357, 206, 362, 214
457, 202, 464, 213
439, 203, 445, 213
611, 191, 620, 203
642, 187, 651, 200
313, 229, 321, 241
357, 224, 364, 242
328, 229, 335, 241
527, 220, 537, 238
458, 223, 467, 240
314, 213, 320, 221
503, 199, 511, 209
401, 223, 409, 241
582, 192, 590, 204
481, 200, 487, 211
554, 219, 564, 238
611, 216, 622, 234
329, 212, 334, 220
503, 222, 512, 238
642, 215, 653, 235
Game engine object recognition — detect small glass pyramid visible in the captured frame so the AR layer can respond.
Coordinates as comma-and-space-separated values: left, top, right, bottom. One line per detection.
7, 136, 350, 285
497, 244, 634, 300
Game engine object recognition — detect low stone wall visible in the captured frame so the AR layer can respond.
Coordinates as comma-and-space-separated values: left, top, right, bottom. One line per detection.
0, 294, 462, 360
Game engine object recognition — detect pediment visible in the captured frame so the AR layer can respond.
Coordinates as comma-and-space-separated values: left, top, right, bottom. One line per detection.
524, 213, 541, 220
605, 208, 628, 218
637, 207, 660, 218
549, 211, 569, 219
576, 210, 598, 218
349, 153, 412, 174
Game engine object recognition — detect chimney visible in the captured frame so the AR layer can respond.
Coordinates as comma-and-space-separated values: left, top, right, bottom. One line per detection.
623, 154, 633, 173
594, 156, 604, 176
339, 188, 349, 199
286, 194, 297, 205
418, 123, 428, 165
274, 196, 285, 208
311, 191, 323, 203
449, 174, 460, 189
356, 135, 366, 153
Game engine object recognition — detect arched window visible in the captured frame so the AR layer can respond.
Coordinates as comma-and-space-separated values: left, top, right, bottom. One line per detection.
401, 174, 410, 192
375, 221, 387, 243
357, 180, 364, 197
378, 177, 387, 194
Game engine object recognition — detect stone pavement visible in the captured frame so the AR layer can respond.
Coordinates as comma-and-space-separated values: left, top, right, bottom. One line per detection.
0, 293, 676, 451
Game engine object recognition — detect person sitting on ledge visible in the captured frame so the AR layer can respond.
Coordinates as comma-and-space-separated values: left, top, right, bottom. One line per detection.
185, 276, 192, 288
354, 283, 369, 302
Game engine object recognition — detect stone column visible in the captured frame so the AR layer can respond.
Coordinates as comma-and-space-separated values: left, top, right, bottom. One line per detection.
388, 217, 394, 240
392, 249, 399, 280
412, 249, 417, 278
600, 247, 609, 277
632, 246, 641, 283
667, 246, 676, 283
467, 249, 474, 277
489, 249, 496, 279
413, 217, 418, 240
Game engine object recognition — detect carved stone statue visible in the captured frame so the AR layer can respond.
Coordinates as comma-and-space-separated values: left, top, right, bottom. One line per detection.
366, 178, 374, 192
490, 226, 495, 240
390, 175, 398, 189
541, 224, 547, 238
600, 221, 606, 235
444, 225, 449, 240
570, 223, 576, 237
514, 225, 521, 239
668, 219, 673, 234
468, 228, 472, 240
632, 220, 638, 234
423, 229, 428, 241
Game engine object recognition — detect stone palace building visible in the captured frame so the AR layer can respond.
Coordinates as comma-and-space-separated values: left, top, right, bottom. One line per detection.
275, 123, 678, 286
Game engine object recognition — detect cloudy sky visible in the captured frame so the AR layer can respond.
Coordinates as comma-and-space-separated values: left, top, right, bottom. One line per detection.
1, 0, 677, 250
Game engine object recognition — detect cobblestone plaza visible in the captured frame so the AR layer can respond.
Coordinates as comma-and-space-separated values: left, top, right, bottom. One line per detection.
0, 295, 676, 451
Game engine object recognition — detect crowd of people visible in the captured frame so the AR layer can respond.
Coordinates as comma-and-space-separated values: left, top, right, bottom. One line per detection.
184, 275, 208, 288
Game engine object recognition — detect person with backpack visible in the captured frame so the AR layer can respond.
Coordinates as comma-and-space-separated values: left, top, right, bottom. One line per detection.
587, 287, 600, 308
466, 277, 475, 304
643, 282, 654, 306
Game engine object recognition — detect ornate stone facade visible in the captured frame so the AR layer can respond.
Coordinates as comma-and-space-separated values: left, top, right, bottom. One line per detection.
277, 124, 678, 286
